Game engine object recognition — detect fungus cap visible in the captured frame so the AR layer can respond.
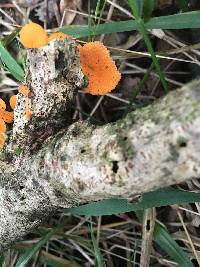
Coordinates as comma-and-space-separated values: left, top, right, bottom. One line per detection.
10, 95, 16, 110
79, 41, 121, 95
18, 84, 30, 97
0, 98, 6, 110
0, 119, 6, 133
19, 22, 48, 48
48, 32, 69, 42
0, 110, 14, 123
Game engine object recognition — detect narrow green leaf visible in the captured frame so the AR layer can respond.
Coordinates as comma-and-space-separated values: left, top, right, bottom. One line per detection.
135, 0, 143, 17
67, 187, 200, 216
14, 244, 80, 267
2, 28, 20, 47
94, 0, 102, 19
135, 211, 194, 267
90, 224, 106, 267
60, 11, 200, 38
15, 228, 58, 267
128, 0, 168, 92
0, 41, 24, 81
154, 221, 194, 267
143, 0, 155, 22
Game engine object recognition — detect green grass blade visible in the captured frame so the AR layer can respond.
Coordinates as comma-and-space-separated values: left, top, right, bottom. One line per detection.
136, 211, 194, 267
67, 187, 200, 216
94, 0, 102, 20
0, 41, 24, 81
2, 29, 20, 47
15, 228, 58, 267
90, 0, 107, 41
143, 0, 155, 22
127, 0, 168, 92
90, 224, 106, 267
14, 244, 80, 267
60, 11, 200, 38
154, 221, 194, 267
135, 0, 143, 17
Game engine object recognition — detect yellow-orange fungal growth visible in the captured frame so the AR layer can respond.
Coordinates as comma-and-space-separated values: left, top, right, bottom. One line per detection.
0, 97, 14, 149
10, 95, 16, 110
79, 41, 121, 95
48, 32, 69, 42
0, 119, 6, 133
19, 22, 48, 48
18, 84, 30, 97
0, 110, 14, 123
0, 133, 5, 149
25, 97, 31, 121
0, 98, 6, 110
0, 97, 14, 124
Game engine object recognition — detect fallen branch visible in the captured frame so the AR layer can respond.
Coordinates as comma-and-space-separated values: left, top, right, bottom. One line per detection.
0, 40, 199, 252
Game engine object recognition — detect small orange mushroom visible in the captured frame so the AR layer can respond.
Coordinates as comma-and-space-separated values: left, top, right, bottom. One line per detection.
10, 95, 16, 110
0, 98, 6, 110
0, 118, 6, 133
19, 22, 48, 48
79, 41, 121, 95
0, 97, 14, 149
18, 84, 30, 97
0, 109, 14, 123
48, 32, 69, 43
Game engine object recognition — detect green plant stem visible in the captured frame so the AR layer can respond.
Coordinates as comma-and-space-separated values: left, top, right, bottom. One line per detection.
128, 0, 168, 92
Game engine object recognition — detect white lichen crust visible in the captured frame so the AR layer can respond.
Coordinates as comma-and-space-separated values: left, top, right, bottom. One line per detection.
0, 38, 199, 252
12, 38, 84, 149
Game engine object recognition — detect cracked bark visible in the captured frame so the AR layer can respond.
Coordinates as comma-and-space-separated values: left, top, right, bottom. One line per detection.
0, 39, 200, 252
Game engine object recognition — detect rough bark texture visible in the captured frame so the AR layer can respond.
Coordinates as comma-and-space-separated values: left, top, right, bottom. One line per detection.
0, 39, 199, 252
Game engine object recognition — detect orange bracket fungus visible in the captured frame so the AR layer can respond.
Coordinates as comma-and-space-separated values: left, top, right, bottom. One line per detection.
79, 41, 121, 95
19, 22, 48, 48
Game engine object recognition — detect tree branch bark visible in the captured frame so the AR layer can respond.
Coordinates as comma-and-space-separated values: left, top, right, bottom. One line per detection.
0, 40, 199, 252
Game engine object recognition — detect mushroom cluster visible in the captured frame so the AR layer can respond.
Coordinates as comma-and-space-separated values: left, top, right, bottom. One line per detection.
0, 23, 122, 149
19, 22, 121, 96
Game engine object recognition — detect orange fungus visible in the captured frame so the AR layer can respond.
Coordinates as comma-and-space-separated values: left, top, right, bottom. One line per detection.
19, 22, 48, 48
48, 32, 69, 42
0, 97, 14, 149
0, 133, 5, 149
0, 119, 6, 132
0, 98, 6, 110
79, 41, 121, 95
18, 84, 30, 97
10, 95, 16, 110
